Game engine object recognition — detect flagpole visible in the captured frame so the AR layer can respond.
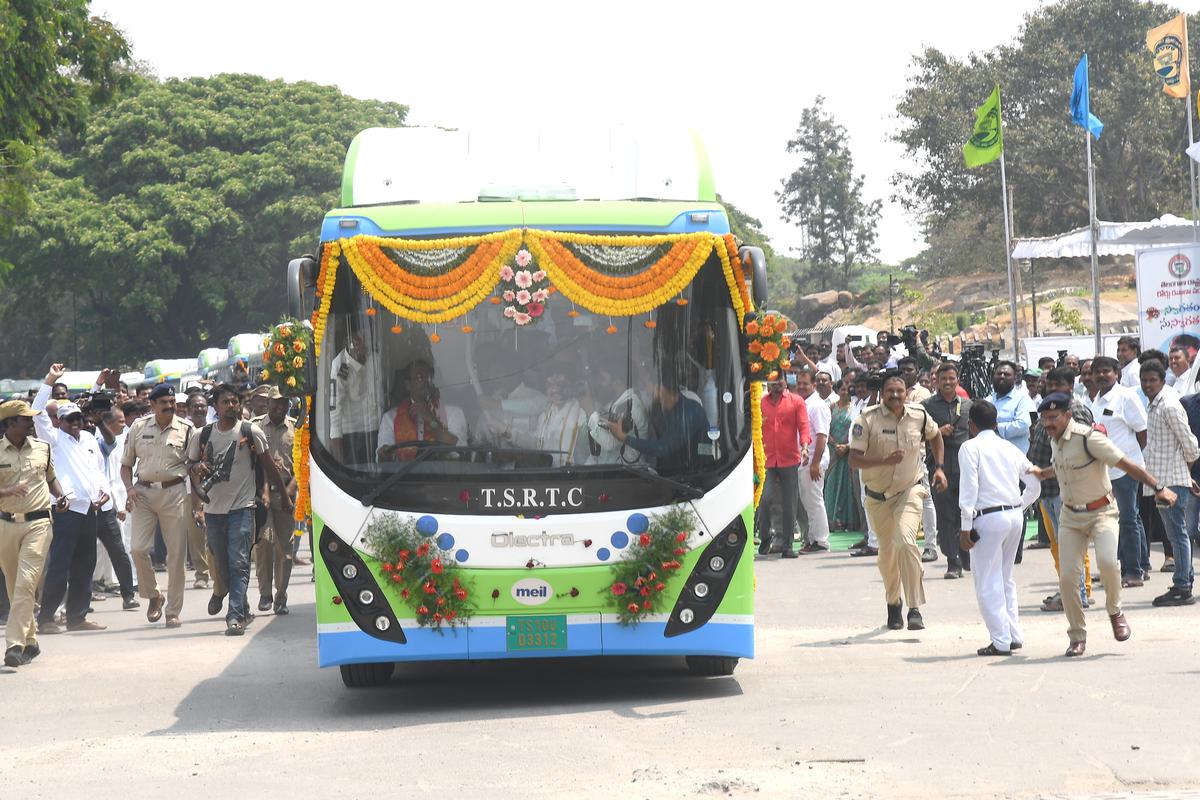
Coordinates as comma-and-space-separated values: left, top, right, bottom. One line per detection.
999, 152, 1019, 359
1086, 129, 1102, 354
1188, 92, 1199, 242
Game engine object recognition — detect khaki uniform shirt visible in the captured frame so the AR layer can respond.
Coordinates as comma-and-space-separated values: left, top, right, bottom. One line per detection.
120, 414, 192, 482
1050, 420, 1125, 510
252, 414, 294, 509
0, 435, 55, 515
850, 402, 939, 497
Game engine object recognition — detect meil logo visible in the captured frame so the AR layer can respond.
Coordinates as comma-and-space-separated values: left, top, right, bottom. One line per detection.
511, 578, 553, 606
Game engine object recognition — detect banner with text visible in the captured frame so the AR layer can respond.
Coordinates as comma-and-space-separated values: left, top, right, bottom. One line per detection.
1137, 243, 1200, 352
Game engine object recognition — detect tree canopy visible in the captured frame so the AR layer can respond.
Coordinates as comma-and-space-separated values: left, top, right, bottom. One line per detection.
0, 74, 407, 375
893, 0, 1196, 275
0, 0, 129, 234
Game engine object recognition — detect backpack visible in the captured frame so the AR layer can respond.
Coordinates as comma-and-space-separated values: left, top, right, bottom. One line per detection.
199, 420, 267, 530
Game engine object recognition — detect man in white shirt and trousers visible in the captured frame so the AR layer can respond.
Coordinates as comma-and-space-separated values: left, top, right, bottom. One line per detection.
958, 400, 1041, 656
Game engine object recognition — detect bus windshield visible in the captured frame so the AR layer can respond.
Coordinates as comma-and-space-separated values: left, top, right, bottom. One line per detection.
312, 251, 748, 512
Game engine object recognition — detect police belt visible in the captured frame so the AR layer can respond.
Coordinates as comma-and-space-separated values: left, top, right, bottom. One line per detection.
136, 477, 186, 489
1064, 496, 1111, 513
974, 504, 1019, 518
863, 481, 919, 502
0, 509, 51, 523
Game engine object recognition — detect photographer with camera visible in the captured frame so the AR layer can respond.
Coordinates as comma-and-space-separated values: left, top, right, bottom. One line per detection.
188, 383, 291, 636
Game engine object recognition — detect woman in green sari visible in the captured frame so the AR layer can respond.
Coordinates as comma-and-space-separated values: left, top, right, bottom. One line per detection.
824, 379, 860, 532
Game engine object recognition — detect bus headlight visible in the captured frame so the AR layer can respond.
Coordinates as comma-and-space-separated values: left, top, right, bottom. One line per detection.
342, 563, 358, 580
374, 616, 391, 631
358, 589, 375, 605
694, 582, 710, 599
709, 556, 726, 572
679, 608, 695, 624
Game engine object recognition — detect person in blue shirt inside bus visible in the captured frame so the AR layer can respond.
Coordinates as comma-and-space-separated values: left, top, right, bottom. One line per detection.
604, 371, 707, 472
987, 360, 1033, 455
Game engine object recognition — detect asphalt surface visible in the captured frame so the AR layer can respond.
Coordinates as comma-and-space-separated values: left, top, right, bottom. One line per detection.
4, 541, 1199, 799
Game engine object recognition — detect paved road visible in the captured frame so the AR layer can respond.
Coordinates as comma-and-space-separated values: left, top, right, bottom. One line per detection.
4, 543, 1199, 799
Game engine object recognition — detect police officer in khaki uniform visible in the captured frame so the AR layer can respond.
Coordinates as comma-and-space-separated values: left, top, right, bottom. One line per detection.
120, 383, 193, 628
850, 371, 947, 631
1033, 393, 1176, 657
251, 385, 297, 615
0, 400, 68, 667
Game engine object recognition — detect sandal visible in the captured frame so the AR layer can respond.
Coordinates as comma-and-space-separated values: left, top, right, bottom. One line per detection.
977, 643, 1011, 656
1040, 593, 1064, 612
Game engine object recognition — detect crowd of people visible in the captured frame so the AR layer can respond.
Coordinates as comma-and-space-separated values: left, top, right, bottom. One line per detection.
758, 330, 1199, 656
0, 365, 304, 668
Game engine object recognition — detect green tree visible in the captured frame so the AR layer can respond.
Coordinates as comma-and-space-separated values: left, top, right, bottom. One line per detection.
0, 0, 129, 234
0, 74, 407, 375
894, 0, 1194, 274
777, 96, 882, 292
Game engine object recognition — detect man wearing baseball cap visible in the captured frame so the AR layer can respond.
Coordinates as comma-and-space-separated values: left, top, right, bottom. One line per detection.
0, 400, 69, 666
31, 365, 112, 634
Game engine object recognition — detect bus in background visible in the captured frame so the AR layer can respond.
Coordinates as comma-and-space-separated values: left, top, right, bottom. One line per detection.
198, 347, 228, 381
225, 333, 265, 383
286, 126, 767, 687
143, 357, 200, 388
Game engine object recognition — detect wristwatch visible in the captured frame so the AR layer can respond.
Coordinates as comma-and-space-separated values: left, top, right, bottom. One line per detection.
935, 463, 945, 470
1155, 483, 1166, 493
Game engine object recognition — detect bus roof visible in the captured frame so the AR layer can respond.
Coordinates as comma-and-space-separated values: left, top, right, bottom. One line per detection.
340, 126, 716, 208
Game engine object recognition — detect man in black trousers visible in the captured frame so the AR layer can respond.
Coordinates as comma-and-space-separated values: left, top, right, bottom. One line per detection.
923, 362, 973, 578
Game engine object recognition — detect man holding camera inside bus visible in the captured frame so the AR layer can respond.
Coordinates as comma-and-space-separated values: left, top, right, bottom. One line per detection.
603, 372, 708, 474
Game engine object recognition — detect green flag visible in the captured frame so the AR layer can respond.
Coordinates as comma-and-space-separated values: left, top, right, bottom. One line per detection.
963, 84, 1003, 168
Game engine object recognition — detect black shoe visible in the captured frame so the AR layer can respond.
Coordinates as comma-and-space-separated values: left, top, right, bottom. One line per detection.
1009, 640, 1023, 651
977, 643, 1011, 656
780, 548, 798, 559
886, 603, 903, 630
4, 645, 29, 667
757, 536, 771, 556
274, 602, 289, 615
122, 597, 141, 610
921, 547, 938, 563
257, 596, 272, 612
1152, 586, 1196, 607
851, 546, 879, 558
944, 565, 963, 579
907, 608, 925, 631
207, 594, 225, 616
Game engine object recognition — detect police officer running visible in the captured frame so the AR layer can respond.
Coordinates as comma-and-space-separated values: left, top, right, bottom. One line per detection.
957, 400, 1041, 656
1033, 393, 1177, 657
850, 371, 947, 631
0, 400, 68, 667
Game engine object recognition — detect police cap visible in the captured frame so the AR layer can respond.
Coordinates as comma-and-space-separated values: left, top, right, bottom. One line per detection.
147, 384, 174, 402
1038, 392, 1072, 413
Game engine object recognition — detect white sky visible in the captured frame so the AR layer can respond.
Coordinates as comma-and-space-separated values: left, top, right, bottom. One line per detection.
89, 0, 1188, 263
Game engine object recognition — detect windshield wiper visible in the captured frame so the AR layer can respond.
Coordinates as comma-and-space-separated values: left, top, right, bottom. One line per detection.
360, 445, 463, 507
612, 463, 703, 500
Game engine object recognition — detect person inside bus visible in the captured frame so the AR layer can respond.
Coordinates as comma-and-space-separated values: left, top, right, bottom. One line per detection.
473, 341, 547, 449
586, 361, 651, 465
329, 319, 383, 465
377, 359, 466, 462
603, 371, 707, 472
524, 362, 591, 466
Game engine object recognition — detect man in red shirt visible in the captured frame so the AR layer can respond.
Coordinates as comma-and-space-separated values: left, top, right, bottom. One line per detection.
756, 375, 810, 558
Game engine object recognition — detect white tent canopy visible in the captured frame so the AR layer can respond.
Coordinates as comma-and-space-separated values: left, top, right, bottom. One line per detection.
1011, 214, 1195, 259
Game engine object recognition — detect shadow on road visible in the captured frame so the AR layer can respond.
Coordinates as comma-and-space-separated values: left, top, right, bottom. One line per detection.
153, 601, 744, 735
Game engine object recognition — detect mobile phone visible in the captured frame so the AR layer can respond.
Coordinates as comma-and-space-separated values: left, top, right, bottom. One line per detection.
969, 529, 980, 543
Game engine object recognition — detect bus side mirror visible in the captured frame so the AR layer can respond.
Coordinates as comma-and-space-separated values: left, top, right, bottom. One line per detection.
287, 254, 318, 319
738, 246, 768, 310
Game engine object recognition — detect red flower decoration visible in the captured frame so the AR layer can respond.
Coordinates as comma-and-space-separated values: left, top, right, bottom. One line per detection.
640, 586, 650, 596
445, 610, 457, 620
673, 547, 686, 556
383, 562, 393, 572
676, 532, 687, 542
583, 539, 593, 548
611, 582, 627, 596
527, 301, 544, 318
399, 549, 410, 559
436, 597, 446, 607
627, 602, 640, 613
491, 589, 500, 599
598, 493, 610, 503
431, 558, 444, 575
655, 582, 666, 592
417, 605, 429, 615
433, 612, 442, 622
332, 596, 342, 605
391, 573, 402, 582
639, 533, 652, 547
458, 489, 470, 503
400, 588, 410, 599
455, 588, 468, 600
643, 601, 652, 611
423, 581, 436, 594
416, 543, 429, 557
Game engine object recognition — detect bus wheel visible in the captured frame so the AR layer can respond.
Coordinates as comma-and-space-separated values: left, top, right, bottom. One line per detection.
340, 662, 395, 688
685, 656, 739, 677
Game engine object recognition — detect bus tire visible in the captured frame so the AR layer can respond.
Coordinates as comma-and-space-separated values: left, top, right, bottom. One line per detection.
340, 662, 395, 687
685, 655, 738, 677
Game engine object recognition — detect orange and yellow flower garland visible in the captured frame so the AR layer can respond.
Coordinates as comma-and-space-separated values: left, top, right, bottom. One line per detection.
750, 381, 765, 508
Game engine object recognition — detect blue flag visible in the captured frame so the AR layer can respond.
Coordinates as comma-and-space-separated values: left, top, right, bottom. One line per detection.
1070, 53, 1104, 139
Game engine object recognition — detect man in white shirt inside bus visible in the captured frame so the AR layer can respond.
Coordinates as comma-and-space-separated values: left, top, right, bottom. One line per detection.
958, 400, 1041, 656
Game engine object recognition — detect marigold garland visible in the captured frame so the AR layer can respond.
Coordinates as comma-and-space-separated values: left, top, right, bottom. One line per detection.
362, 514, 474, 631
292, 419, 310, 522
605, 505, 696, 626
750, 381, 765, 508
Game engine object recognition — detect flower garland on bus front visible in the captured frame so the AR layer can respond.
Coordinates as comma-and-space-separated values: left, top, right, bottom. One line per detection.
362, 514, 474, 630
605, 506, 696, 625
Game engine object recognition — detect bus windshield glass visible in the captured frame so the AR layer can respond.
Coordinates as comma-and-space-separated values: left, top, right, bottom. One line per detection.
312, 252, 748, 506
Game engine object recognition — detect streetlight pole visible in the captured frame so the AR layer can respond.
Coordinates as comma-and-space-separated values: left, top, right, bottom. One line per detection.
888, 273, 896, 334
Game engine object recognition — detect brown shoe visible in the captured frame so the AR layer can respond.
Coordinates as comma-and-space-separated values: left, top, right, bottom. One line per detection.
1110, 612, 1131, 642
1064, 641, 1086, 657
66, 620, 107, 632
164, 616, 182, 629
146, 593, 165, 623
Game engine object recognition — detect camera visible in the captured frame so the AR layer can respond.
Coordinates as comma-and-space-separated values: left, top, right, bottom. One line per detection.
599, 407, 633, 433
1057, 349, 1068, 367
81, 390, 115, 413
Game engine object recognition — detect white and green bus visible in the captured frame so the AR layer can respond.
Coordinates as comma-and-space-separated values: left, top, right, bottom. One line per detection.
287, 127, 767, 687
